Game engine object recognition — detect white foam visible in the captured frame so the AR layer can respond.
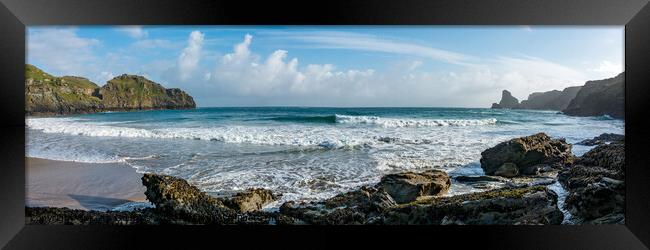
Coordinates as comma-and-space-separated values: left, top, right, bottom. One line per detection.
27, 117, 377, 148
111, 201, 154, 212
335, 114, 497, 128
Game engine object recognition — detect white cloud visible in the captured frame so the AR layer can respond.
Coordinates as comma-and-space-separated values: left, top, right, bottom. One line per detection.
116, 26, 148, 39
274, 31, 478, 67
588, 60, 623, 75
408, 60, 423, 71
209, 34, 378, 101
178, 31, 205, 81
28, 28, 619, 108
132, 39, 177, 49
519, 26, 533, 32
490, 56, 588, 98
27, 28, 100, 77
99, 71, 115, 83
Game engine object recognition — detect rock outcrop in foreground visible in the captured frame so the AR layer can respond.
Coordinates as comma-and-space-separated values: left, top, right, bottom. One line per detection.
25, 133, 625, 225
480, 133, 573, 177
577, 133, 625, 146
26, 64, 196, 115
383, 185, 563, 225
558, 140, 625, 224
377, 170, 451, 203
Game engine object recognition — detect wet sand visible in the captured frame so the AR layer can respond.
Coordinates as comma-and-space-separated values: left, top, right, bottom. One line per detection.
26, 157, 147, 211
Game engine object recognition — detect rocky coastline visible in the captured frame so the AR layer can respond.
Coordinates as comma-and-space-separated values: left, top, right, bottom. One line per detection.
25, 132, 624, 225
490, 72, 624, 119
25, 64, 196, 116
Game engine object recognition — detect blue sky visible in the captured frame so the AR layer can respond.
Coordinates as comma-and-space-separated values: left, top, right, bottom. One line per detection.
27, 26, 623, 107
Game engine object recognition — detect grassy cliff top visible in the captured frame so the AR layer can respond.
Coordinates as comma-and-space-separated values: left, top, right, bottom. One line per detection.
26, 64, 99, 89
103, 74, 169, 99
26, 64, 55, 81
60, 76, 99, 89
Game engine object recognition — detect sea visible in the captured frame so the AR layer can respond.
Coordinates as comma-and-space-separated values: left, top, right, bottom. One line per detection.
26, 107, 624, 208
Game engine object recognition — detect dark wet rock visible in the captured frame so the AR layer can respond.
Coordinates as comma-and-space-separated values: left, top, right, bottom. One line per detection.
25, 206, 278, 225
279, 186, 397, 225
141, 173, 243, 224
505, 176, 556, 188
382, 185, 563, 225
577, 133, 625, 146
377, 136, 399, 143
563, 72, 624, 119
494, 162, 519, 177
454, 175, 508, 183
222, 188, 278, 212
25, 206, 160, 225
558, 143, 625, 224
378, 170, 451, 203
480, 133, 573, 177
491, 90, 519, 109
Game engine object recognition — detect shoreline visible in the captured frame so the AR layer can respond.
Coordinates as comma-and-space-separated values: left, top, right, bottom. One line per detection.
25, 132, 625, 225
26, 157, 147, 211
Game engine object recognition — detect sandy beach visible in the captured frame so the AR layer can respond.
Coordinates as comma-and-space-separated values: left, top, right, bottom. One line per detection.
26, 157, 147, 211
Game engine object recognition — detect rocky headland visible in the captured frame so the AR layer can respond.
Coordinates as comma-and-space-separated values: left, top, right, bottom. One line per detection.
25, 64, 196, 116
25, 132, 625, 225
490, 73, 624, 119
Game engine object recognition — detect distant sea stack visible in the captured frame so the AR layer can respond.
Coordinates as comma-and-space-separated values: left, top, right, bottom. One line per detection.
562, 72, 624, 119
26, 64, 196, 116
490, 90, 519, 109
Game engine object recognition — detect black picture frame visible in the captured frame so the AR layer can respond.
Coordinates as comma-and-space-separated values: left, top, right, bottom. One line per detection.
1, 0, 650, 249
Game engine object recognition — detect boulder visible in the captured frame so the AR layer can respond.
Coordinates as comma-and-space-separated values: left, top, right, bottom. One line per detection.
558, 143, 625, 224
141, 173, 238, 224
577, 133, 625, 146
382, 186, 563, 225
454, 175, 508, 183
480, 133, 573, 177
222, 188, 278, 212
377, 170, 451, 203
493, 162, 519, 177
279, 186, 397, 225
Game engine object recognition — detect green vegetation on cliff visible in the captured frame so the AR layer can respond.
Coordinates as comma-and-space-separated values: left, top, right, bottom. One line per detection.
26, 65, 103, 115
25, 64, 196, 115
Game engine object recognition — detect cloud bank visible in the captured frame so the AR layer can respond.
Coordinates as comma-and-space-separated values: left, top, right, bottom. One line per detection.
27, 28, 623, 108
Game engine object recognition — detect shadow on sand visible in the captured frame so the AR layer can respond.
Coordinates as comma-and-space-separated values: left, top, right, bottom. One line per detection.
68, 194, 134, 211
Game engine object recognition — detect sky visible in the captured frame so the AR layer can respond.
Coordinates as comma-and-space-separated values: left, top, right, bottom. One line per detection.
26, 26, 624, 107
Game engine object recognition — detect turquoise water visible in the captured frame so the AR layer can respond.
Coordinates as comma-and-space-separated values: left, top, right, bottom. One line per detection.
26, 107, 624, 206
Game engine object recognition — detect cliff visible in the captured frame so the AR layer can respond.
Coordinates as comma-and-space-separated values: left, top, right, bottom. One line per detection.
490, 90, 519, 109
26, 64, 103, 115
519, 86, 582, 110
562, 72, 624, 119
99, 74, 196, 111
26, 64, 196, 115
490, 73, 624, 119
